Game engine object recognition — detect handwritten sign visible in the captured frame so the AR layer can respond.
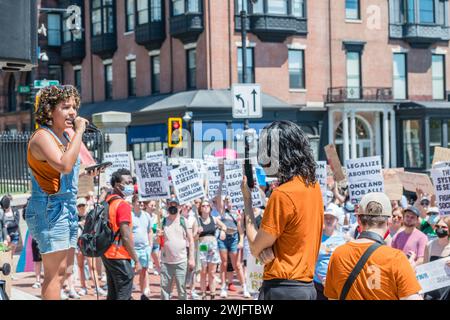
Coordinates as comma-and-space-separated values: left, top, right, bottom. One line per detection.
316, 161, 328, 205
104, 152, 133, 187
345, 156, 384, 204
135, 160, 170, 200
431, 164, 450, 216
432, 147, 450, 166
398, 172, 435, 195
383, 168, 404, 201
246, 255, 264, 294
415, 257, 450, 293
145, 150, 165, 163
324, 144, 346, 182
170, 164, 205, 204
207, 161, 221, 199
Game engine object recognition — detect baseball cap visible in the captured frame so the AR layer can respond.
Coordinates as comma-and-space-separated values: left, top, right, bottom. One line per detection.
167, 198, 179, 205
324, 204, 340, 219
426, 206, 440, 215
404, 205, 421, 217
76, 198, 87, 206
357, 193, 392, 217
344, 201, 355, 213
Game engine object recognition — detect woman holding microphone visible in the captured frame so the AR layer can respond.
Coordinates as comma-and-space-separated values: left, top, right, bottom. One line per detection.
25, 85, 95, 300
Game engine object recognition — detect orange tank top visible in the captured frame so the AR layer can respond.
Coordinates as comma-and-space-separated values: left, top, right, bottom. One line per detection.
27, 128, 68, 194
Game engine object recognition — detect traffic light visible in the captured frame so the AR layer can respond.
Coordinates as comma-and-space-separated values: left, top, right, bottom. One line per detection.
168, 117, 183, 148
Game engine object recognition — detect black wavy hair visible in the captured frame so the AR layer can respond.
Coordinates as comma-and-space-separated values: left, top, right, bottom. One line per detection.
110, 168, 132, 187
258, 120, 317, 186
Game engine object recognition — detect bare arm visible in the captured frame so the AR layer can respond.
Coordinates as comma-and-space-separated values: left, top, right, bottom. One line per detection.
119, 222, 139, 264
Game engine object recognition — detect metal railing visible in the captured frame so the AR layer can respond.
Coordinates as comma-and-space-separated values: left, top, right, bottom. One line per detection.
0, 131, 109, 194
326, 87, 393, 103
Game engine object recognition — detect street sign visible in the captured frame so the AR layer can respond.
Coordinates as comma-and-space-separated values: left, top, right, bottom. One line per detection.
18, 85, 31, 94
231, 83, 262, 119
33, 79, 60, 89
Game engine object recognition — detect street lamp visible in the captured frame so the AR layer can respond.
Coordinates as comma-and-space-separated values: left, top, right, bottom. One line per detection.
183, 111, 193, 157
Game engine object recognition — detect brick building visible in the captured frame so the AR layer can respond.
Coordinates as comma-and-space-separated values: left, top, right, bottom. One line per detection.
1, 0, 450, 172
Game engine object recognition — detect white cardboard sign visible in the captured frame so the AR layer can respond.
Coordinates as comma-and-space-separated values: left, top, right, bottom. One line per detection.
104, 151, 133, 187
135, 160, 170, 200
316, 161, 328, 205
170, 164, 205, 205
246, 255, 264, 294
415, 257, 450, 293
430, 164, 450, 216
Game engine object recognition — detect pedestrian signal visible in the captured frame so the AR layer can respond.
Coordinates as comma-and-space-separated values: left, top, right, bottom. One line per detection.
168, 117, 182, 147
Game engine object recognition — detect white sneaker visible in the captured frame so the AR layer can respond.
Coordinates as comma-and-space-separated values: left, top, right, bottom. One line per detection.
60, 290, 69, 300
69, 289, 80, 299
143, 288, 151, 297
243, 290, 251, 298
214, 275, 221, 284
153, 270, 159, 276
191, 290, 201, 300
95, 287, 107, 296
31, 282, 41, 289
78, 287, 88, 296
220, 288, 227, 298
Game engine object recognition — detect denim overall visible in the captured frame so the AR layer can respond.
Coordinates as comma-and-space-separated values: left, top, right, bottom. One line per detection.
25, 127, 80, 254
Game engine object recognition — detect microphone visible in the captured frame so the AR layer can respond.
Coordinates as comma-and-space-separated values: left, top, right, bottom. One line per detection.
71, 119, 99, 132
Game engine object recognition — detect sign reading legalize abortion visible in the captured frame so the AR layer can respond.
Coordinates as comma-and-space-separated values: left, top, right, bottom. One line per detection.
431, 164, 450, 216
345, 156, 384, 204
170, 164, 205, 204
135, 160, 170, 200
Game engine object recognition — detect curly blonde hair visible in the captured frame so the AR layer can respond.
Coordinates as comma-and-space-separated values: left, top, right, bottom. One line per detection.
34, 85, 80, 126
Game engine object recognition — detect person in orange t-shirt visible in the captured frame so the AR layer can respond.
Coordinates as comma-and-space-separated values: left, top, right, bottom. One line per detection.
324, 193, 422, 300
241, 120, 324, 300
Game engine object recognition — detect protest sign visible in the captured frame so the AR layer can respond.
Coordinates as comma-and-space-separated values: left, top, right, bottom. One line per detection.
398, 172, 435, 195
78, 165, 95, 198
145, 150, 165, 163
415, 257, 450, 293
345, 156, 384, 204
245, 255, 264, 294
432, 147, 450, 166
135, 160, 170, 200
104, 152, 133, 187
225, 168, 244, 209
383, 168, 404, 201
206, 162, 222, 199
316, 161, 327, 205
324, 144, 346, 182
431, 164, 450, 216
170, 164, 205, 204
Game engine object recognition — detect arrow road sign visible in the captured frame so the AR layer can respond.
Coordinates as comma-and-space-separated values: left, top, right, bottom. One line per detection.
231, 84, 262, 119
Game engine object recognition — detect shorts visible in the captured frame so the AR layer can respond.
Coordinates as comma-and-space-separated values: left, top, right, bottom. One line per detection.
133, 247, 151, 269
25, 197, 78, 254
8, 232, 20, 245
218, 232, 239, 253
152, 242, 160, 253
199, 239, 221, 266
31, 238, 42, 262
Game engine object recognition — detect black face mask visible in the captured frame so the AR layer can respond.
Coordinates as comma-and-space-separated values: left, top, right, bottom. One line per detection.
436, 228, 449, 238
168, 206, 178, 215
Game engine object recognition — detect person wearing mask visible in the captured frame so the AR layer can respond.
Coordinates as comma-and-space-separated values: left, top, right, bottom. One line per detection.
160, 198, 195, 300
423, 216, 450, 300
241, 120, 324, 300
24, 85, 100, 300
420, 207, 440, 240
324, 193, 422, 300
314, 205, 347, 300
196, 199, 227, 300
102, 169, 141, 300
391, 206, 428, 268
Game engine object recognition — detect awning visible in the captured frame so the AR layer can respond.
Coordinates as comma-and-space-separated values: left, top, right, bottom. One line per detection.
397, 101, 450, 110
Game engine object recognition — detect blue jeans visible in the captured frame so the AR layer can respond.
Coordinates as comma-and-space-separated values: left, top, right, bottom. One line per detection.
217, 232, 239, 253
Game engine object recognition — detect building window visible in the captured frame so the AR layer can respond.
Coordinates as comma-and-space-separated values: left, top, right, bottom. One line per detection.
268, 0, 288, 15
346, 0, 360, 20
128, 60, 137, 97
48, 65, 63, 83
406, 0, 416, 22
403, 119, 424, 168
346, 51, 361, 99
126, 0, 135, 31
151, 0, 163, 21
432, 54, 445, 100
187, 49, 196, 89
151, 55, 160, 93
288, 49, 305, 89
393, 53, 407, 100
420, 0, 435, 23
292, 0, 305, 17
430, 119, 442, 164
105, 63, 113, 100
172, 0, 200, 15
75, 70, 82, 94
7, 76, 16, 112
63, 10, 82, 43
237, 47, 254, 83
48, 14, 61, 46
137, 0, 148, 24
91, 0, 115, 36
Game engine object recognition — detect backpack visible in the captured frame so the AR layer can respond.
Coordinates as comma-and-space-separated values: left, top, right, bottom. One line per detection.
78, 195, 121, 257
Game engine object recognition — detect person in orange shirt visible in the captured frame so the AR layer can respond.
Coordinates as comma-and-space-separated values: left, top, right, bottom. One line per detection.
241, 120, 324, 300
25, 85, 93, 300
324, 192, 422, 300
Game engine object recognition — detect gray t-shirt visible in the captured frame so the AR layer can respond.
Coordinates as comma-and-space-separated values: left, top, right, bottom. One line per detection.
132, 210, 152, 250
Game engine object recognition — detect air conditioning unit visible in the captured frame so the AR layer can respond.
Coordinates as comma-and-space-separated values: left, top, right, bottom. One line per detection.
0, 0, 38, 72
